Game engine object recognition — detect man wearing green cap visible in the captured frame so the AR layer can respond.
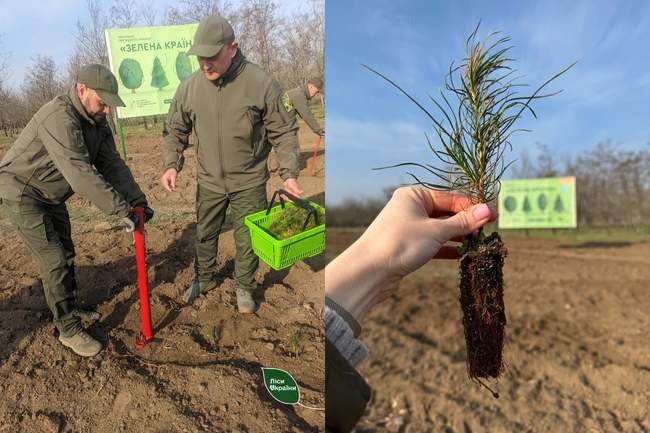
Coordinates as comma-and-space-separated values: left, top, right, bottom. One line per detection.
0, 64, 153, 357
160, 16, 303, 313
284, 76, 325, 137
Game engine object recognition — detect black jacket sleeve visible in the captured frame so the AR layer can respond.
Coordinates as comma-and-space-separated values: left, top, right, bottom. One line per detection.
326, 338, 372, 433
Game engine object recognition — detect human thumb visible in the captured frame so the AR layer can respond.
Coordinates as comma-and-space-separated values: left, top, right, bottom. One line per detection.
439, 203, 493, 241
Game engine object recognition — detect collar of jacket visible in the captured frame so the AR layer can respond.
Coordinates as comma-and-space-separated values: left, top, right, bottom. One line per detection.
68, 86, 98, 126
211, 49, 246, 87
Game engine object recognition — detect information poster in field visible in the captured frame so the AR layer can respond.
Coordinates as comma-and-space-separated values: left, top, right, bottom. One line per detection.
105, 24, 199, 119
498, 177, 577, 229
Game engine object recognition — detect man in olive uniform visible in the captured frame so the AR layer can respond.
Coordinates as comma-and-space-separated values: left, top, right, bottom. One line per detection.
284, 76, 324, 137
160, 16, 303, 313
0, 64, 153, 357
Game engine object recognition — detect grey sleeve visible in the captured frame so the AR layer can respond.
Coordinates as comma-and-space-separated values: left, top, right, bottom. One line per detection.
325, 306, 369, 367
161, 87, 193, 172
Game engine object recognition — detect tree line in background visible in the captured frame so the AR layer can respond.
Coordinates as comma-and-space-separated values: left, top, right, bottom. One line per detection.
328, 142, 650, 229
0, 0, 323, 136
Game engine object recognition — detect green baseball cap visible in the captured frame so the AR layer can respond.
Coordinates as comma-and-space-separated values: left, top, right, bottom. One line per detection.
77, 64, 125, 107
188, 16, 235, 58
308, 76, 324, 91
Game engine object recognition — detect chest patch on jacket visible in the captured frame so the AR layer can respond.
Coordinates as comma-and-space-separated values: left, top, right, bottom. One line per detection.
281, 93, 294, 112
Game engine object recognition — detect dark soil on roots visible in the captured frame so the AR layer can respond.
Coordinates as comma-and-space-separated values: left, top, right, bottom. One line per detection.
459, 231, 507, 383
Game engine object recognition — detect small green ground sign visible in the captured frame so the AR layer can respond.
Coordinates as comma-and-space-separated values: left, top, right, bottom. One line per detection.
499, 177, 577, 229
105, 23, 200, 119
261, 368, 300, 405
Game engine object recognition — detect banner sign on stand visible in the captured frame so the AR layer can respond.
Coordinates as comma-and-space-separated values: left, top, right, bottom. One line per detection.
105, 23, 199, 119
498, 177, 577, 229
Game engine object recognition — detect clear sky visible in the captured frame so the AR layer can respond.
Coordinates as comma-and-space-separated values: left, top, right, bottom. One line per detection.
0, 0, 310, 89
325, 0, 650, 205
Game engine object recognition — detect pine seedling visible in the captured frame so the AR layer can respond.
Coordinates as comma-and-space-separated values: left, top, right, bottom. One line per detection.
364, 21, 574, 393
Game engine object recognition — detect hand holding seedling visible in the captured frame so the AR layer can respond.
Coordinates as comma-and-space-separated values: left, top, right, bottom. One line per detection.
325, 187, 495, 324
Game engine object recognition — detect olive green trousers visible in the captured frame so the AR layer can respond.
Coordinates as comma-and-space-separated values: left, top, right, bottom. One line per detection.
1, 198, 80, 336
194, 183, 267, 293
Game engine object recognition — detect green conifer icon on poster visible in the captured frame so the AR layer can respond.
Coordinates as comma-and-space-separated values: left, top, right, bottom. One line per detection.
554, 195, 565, 213
522, 196, 532, 213
537, 193, 548, 211
175, 52, 193, 82
119, 58, 143, 93
151, 56, 169, 90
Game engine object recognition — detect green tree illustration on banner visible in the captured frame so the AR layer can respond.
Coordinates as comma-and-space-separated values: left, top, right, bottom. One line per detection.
175, 52, 193, 82
537, 193, 548, 211
151, 56, 169, 90
554, 195, 565, 213
503, 196, 517, 212
119, 59, 143, 93
522, 196, 532, 213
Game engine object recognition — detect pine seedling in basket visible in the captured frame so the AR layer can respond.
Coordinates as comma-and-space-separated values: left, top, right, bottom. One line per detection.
364, 21, 574, 393
267, 205, 325, 240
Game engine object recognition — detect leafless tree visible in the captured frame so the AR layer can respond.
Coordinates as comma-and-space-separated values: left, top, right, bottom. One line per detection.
109, 0, 139, 28
140, 3, 159, 26
236, 0, 283, 76
511, 142, 558, 179
23, 55, 66, 117
565, 141, 650, 227
165, 0, 234, 24
72, 0, 110, 69
0, 34, 9, 90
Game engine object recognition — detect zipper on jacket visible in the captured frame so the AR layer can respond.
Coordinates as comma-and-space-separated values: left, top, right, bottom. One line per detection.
217, 82, 227, 194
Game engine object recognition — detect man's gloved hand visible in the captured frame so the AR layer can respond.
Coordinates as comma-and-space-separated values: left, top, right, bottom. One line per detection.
142, 206, 154, 223
122, 211, 139, 233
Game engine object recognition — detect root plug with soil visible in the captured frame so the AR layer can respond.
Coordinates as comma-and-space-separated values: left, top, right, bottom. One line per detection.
365, 21, 573, 393
459, 232, 507, 396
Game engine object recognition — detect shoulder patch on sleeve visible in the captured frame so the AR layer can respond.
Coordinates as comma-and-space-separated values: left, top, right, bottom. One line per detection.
281, 92, 294, 112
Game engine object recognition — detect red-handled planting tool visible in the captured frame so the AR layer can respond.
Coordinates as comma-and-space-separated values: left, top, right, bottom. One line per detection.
307, 135, 322, 177
133, 207, 153, 349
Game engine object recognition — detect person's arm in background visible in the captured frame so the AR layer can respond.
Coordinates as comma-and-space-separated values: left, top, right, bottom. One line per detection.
264, 80, 303, 196
160, 87, 193, 193
324, 187, 496, 433
289, 87, 324, 136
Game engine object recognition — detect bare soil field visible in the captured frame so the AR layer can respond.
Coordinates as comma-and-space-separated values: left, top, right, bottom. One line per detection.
0, 124, 325, 433
327, 229, 650, 433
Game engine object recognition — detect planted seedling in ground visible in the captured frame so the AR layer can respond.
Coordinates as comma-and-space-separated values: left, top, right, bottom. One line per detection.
285, 328, 303, 357
365, 21, 573, 395
267, 205, 325, 240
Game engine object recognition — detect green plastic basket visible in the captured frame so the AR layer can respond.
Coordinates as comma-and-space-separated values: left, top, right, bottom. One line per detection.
245, 201, 325, 270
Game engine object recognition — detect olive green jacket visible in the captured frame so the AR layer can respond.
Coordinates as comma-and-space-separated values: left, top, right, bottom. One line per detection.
286, 84, 324, 136
0, 87, 146, 216
162, 50, 300, 194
